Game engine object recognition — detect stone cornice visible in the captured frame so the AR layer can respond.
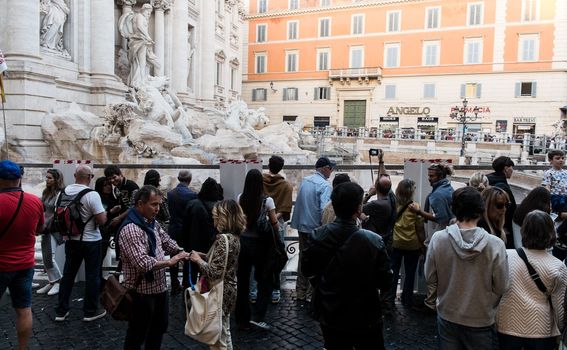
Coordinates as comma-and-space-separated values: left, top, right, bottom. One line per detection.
245, 0, 418, 20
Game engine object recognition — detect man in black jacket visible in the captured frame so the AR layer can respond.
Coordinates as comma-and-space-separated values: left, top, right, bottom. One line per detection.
486, 156, 516, 248
302, 182, 393, 350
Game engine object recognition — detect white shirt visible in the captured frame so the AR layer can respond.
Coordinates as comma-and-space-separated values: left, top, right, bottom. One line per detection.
64, 184, 105, 242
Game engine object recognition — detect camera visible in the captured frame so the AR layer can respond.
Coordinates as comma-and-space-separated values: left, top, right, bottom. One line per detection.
369, 148, 381, 156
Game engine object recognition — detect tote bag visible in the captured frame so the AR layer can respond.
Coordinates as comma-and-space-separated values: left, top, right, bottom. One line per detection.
184, 234, 229, 345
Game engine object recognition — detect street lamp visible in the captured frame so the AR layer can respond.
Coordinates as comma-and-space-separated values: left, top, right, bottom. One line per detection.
450, 98, 481, 157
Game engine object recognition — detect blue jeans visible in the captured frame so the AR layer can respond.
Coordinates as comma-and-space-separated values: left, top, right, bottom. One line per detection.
437, 316, 498, 350
56, 240, 101, 316
390, 248, 420, 306
498, 332, 556, 350
0, 268, 34, 308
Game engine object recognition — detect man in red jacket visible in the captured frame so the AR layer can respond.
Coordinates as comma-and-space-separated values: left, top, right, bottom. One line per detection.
0, 160, 45, 350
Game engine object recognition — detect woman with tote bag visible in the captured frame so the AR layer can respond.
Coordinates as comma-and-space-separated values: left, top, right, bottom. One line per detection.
188, 199, 245, 349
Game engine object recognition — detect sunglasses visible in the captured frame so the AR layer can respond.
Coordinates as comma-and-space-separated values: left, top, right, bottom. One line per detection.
495, 202, 510, 209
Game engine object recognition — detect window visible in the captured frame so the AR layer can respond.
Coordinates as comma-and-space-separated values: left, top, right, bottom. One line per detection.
320, 0, 331, 6
252, 88, 267, 101
515, 82, 537, 97
289, 0, 298, 10
319, 18, 331, 37
518, 34, 539, 61
522, 0, 539, 22
425, 7, 440, 29
283, 87, 298, 101
317, 48, 330, 71
314, 116, 330, 127
287, 21, 298, 40
352, 15, 364, 35
350, 46, 364, 68
422, 41, 440, 66
255, 53, 266, 73
424, 83, 436, 99
460, 83, 482, 98
314, 87, 331, 100
230, 67, 237, 90
256, 24, 267, 43
385, 85, 396, 99
467, 3, 483, 26
215, 61, 223, 86
258, 0, 267, 13
464, 38, 483, 64
384, 43, 400, 68
387, 11, 401, 32
285, 51, 298, 72
283, 115, 298, 123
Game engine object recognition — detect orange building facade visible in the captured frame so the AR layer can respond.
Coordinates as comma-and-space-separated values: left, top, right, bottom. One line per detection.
243, 0, 567, 137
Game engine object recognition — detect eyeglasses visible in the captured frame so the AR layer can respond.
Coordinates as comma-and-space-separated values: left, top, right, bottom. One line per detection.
495, 202, 510, 210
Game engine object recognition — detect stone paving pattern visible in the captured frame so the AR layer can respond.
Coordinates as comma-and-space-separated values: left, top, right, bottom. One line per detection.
1, 281, 437, 349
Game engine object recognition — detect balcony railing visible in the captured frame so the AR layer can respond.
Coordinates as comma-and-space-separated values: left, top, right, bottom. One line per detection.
328, 67, 382, 81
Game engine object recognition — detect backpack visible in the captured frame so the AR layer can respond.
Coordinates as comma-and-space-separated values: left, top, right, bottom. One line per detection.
52, 188, 94, 239
256, 198, 274, 238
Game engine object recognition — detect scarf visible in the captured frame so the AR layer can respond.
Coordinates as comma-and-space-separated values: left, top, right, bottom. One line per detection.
118, 208, 157, 281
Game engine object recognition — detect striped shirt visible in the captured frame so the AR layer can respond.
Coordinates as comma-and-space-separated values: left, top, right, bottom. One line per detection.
119, 220, 180, 294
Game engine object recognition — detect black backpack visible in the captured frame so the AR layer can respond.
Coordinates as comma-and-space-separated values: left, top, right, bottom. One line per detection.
52, 188, 94, 240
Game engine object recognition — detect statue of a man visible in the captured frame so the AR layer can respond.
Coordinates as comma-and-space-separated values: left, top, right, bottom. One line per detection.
40, 0, 70, 53
119, 4, 161, 89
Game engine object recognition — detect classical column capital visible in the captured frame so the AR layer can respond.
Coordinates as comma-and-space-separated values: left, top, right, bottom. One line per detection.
151, 0, 171, 11
117, 0, 137, 7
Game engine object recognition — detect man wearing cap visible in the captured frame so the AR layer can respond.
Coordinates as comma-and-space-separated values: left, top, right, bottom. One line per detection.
55, 165, 107, 322
0, 160, 45, 350
291, 157, 335, 301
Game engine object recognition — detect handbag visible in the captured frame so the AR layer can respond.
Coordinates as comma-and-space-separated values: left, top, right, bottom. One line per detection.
100, 270, 142, 321
184, 234, 229, 345
264, 223, 288, 279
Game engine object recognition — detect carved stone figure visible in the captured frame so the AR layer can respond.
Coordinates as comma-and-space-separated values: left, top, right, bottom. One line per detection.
40, 0, 70, 54
119, 4, 161, 88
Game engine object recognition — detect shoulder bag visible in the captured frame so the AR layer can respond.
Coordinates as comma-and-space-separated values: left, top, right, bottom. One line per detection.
100, 265, 143, 321
184, 234, 229, 345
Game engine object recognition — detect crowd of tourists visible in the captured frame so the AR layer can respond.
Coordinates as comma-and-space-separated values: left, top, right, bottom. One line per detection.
2, 149, 567, 349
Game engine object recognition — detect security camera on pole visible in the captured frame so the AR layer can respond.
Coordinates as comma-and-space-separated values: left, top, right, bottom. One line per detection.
450, 98, 481, 165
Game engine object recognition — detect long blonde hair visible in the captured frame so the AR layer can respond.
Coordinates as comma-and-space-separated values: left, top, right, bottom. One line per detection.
212, 199, 246, 235
481, 187, 509, 242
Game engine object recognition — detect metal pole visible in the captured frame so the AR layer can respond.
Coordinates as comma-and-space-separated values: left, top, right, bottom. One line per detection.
1, 101, 7, 158
460, 119, 466, 157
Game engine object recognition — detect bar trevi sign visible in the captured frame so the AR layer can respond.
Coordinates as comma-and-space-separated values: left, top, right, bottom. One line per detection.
513, 117, 536, 123
387, 106, 430, 116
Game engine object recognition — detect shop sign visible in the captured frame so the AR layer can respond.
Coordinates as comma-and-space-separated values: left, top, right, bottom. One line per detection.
450, 106, 491, 113
387, 106, 430, 115
418, 117, 438, 123
513, 117, 536, 123
380, 116, 399, 122
495, 120, 507, 132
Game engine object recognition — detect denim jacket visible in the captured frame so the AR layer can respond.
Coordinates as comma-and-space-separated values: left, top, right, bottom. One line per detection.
290, 171, 332, 233
424, 178, 454, 227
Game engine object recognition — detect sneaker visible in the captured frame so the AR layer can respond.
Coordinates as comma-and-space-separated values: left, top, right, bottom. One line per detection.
271, 290, 281, 304
249, 320, 271, 330
37, 284, 53, 294
47, 283, 60, 296
83, 309, 107, 322
55, 311, 69, 322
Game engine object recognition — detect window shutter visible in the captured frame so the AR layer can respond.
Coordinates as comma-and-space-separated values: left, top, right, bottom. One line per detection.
314, 88, 319, 100
252, 89, 257, 101
283, 88, 288, 101
460, 84, 466, 98
325, 87, 331, 99
531, 82, 537, 97
514, 82, 521, 98
261, 88, 267, 101
476, 83, 482, 98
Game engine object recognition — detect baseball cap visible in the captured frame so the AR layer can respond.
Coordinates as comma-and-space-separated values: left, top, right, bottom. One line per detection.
0, 160, 22, 180
315, 157, 336, 169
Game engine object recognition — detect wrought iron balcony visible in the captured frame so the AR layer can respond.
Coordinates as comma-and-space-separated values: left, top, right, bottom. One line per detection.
328, 67, 382, 85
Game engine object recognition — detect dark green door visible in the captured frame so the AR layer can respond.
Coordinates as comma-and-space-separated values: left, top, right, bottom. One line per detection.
343, 100, 366, 128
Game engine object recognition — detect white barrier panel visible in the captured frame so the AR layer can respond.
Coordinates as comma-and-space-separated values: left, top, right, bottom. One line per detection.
219, 159, 263, 201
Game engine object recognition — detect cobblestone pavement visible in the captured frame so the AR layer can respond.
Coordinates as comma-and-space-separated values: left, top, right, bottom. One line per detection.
1, 278, 437, 349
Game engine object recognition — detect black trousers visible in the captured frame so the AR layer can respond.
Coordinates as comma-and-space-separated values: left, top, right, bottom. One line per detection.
321, 323, 385, 350
124, 292, 169, 350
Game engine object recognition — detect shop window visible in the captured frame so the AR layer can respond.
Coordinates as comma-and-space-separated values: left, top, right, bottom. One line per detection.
314, 87, 331, 100
252, 88, 267, 101
515, 82, 537, 97
283, 87, 298, 101
314, 116, 330, 127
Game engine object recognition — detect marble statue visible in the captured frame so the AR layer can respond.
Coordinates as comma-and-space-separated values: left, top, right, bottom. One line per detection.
119, 4, 161, 88
40, 0, 70, 55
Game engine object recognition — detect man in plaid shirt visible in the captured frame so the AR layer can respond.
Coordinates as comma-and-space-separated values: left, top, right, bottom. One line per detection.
118, 185, 189, 349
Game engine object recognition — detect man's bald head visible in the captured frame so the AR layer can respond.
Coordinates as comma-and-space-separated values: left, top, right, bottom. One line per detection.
376, 176, 392, 195
74, 165, 94, 184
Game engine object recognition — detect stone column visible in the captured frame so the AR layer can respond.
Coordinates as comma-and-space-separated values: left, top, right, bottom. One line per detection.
90, 0, 115, 79
171, 0, 188, 95
0, 1, 40, 59
118, 1, 137, 51
164, 7, 173, 77
200, 0, 216, 103
153, 1, 169, 76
